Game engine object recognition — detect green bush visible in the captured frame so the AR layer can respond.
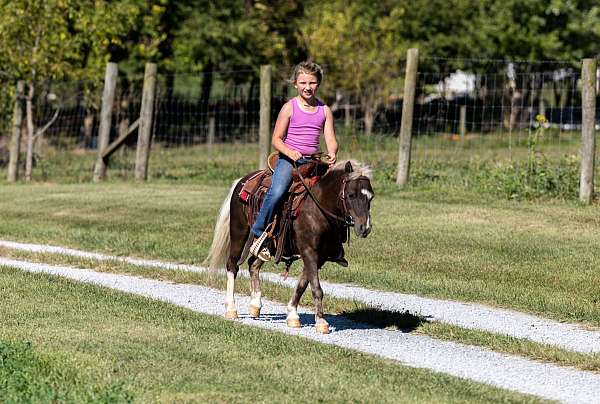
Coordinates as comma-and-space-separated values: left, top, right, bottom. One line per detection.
481, 155, 580, 200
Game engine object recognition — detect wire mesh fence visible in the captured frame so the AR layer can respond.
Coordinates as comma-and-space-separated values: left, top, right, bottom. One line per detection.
0, 56, 597, 195
412, 58, 584, 162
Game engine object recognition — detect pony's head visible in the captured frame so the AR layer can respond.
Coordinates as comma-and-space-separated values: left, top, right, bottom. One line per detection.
330, 160, 374, 238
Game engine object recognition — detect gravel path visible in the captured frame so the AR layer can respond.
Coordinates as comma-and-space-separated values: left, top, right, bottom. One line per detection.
2, 255, 600, 403
2, 239, 600, 354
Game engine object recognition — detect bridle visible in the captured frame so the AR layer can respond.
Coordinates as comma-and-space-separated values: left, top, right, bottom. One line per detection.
293, 160, 361, 229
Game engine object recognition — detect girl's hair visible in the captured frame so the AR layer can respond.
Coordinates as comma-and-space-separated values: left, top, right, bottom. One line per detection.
291, 61, 323, 84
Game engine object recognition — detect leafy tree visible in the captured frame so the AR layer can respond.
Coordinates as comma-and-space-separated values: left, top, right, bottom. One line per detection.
302, 1, 407, 134
0, 0, 81, 180
171, 0, 308, 127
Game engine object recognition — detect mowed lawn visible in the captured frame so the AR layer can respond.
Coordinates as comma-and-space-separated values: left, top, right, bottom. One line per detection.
0, 140, 598, 401
2, 267, 540, 403
1, 180, 600, 328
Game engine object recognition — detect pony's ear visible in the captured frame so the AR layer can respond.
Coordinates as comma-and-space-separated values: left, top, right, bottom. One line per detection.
345, 161, 353, 173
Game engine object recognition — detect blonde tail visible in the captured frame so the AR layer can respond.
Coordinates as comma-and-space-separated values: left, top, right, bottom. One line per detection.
204, 179, 239, 271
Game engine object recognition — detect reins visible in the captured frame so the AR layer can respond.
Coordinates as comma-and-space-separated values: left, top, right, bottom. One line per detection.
293, 159, 354, 229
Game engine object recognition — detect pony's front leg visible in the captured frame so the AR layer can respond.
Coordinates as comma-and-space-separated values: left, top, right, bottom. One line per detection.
248, 257, 264, 318
308, 271, 330, 334
225, 268, 238, 319
287, 272, 308, 328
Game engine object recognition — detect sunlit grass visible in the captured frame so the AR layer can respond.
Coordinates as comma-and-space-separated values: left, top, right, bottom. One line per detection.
0, 267, 540, 403
3, 245, 600, 376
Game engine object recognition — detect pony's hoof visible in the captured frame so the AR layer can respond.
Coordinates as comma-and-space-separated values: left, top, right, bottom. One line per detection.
316, 322, 330, 334
249, 305, 261, 318
224, 309, 238, 320
287, 318, 301, 328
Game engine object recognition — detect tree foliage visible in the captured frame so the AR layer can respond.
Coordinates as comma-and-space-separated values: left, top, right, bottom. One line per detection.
0, 0, 597, 86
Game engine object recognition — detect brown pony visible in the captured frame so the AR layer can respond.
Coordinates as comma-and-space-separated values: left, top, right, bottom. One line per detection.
205, 160, 374, 334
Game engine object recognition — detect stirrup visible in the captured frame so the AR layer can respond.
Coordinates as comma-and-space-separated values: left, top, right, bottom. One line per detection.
250, 232, 271, 262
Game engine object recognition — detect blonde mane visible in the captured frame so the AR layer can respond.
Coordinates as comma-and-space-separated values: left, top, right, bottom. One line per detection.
329, 159, 373, 180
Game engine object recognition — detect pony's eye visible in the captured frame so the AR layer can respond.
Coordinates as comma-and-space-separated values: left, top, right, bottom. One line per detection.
348, 193, 357, 199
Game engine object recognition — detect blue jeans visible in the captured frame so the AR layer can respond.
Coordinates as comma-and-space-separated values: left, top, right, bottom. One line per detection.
251, 154, 310, 237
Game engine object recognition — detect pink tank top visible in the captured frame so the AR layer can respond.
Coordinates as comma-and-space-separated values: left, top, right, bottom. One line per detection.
284, 98, 326, 155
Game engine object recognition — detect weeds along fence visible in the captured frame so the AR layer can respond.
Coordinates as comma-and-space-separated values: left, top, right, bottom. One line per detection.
1, 52, 598, 201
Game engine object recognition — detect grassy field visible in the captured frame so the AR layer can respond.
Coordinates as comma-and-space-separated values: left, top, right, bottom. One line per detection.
1, 177, 600, 327
0, 267, 541, 403
20, 127, 585, 210
0, 133, 598, 401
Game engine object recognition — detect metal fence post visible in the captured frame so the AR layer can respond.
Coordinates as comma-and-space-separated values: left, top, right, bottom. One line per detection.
93, 62, 118, 182
135, 62, 158, 181
579, 58, 597, 204
396, 48, 419, 187
259, 65, 272, 170
7, 81, 25, 182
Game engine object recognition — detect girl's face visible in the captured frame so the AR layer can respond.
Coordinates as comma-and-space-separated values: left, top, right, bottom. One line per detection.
294, 72, 320, 101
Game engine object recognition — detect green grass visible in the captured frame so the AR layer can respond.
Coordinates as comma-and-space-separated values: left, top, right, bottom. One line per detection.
0, 340, 131, 403
8, 129, 588, 197
1, 136, 600, 399
0, 267, 541, 403
1, 181, 600, 329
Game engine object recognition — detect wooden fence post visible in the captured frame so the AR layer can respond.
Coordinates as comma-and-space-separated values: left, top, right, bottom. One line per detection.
258, 64, 272, 170
396, 48, 419, 186
7, 81, 25, 182
579, 58, 597, 204
135, 62, 157, 181
93, 62, 118, 182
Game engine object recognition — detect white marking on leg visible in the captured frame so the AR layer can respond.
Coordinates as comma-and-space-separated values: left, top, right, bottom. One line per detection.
366, 214, 371, 231
250, 291, 262, 308
287, 301, 299, 320
226, 271, 236, 311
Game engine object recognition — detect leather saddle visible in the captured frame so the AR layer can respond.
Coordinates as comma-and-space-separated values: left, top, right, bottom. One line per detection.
237, 154, 329, 265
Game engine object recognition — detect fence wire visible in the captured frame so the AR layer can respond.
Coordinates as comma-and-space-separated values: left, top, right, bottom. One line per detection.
0, 57, 597, 191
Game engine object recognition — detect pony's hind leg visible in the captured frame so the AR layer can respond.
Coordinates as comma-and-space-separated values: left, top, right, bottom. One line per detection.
248, 256, 264, 318
225, 257, 239, 319
286, 272, 309, 328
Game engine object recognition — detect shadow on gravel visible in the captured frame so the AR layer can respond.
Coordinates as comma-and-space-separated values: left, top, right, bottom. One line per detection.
245, 310, 429, 333
335, 308, 430, 333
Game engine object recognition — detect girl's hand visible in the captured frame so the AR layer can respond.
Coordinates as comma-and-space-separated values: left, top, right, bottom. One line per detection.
288, 150, 303, 161
327, 153, 336, 166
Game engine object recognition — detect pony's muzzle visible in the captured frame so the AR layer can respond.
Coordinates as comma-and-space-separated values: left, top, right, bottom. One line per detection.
355, 222, 371, 238
356, 214, 372, 238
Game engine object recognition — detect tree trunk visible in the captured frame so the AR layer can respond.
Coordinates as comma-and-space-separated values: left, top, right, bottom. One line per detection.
364, 103, 375, 135
25, 83, 35, 182
362, 94, 377, 135
80, 112, 94, 148
509, 90, 525, 131
200, 61, 214, 131
245, 77, 257, 141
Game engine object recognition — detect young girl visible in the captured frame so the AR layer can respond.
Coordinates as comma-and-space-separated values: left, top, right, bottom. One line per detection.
250, 61, 338, 261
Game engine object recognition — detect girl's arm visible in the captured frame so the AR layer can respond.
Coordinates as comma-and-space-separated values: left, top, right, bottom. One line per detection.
323, 105, 338, 165
271, 102, 302, 161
